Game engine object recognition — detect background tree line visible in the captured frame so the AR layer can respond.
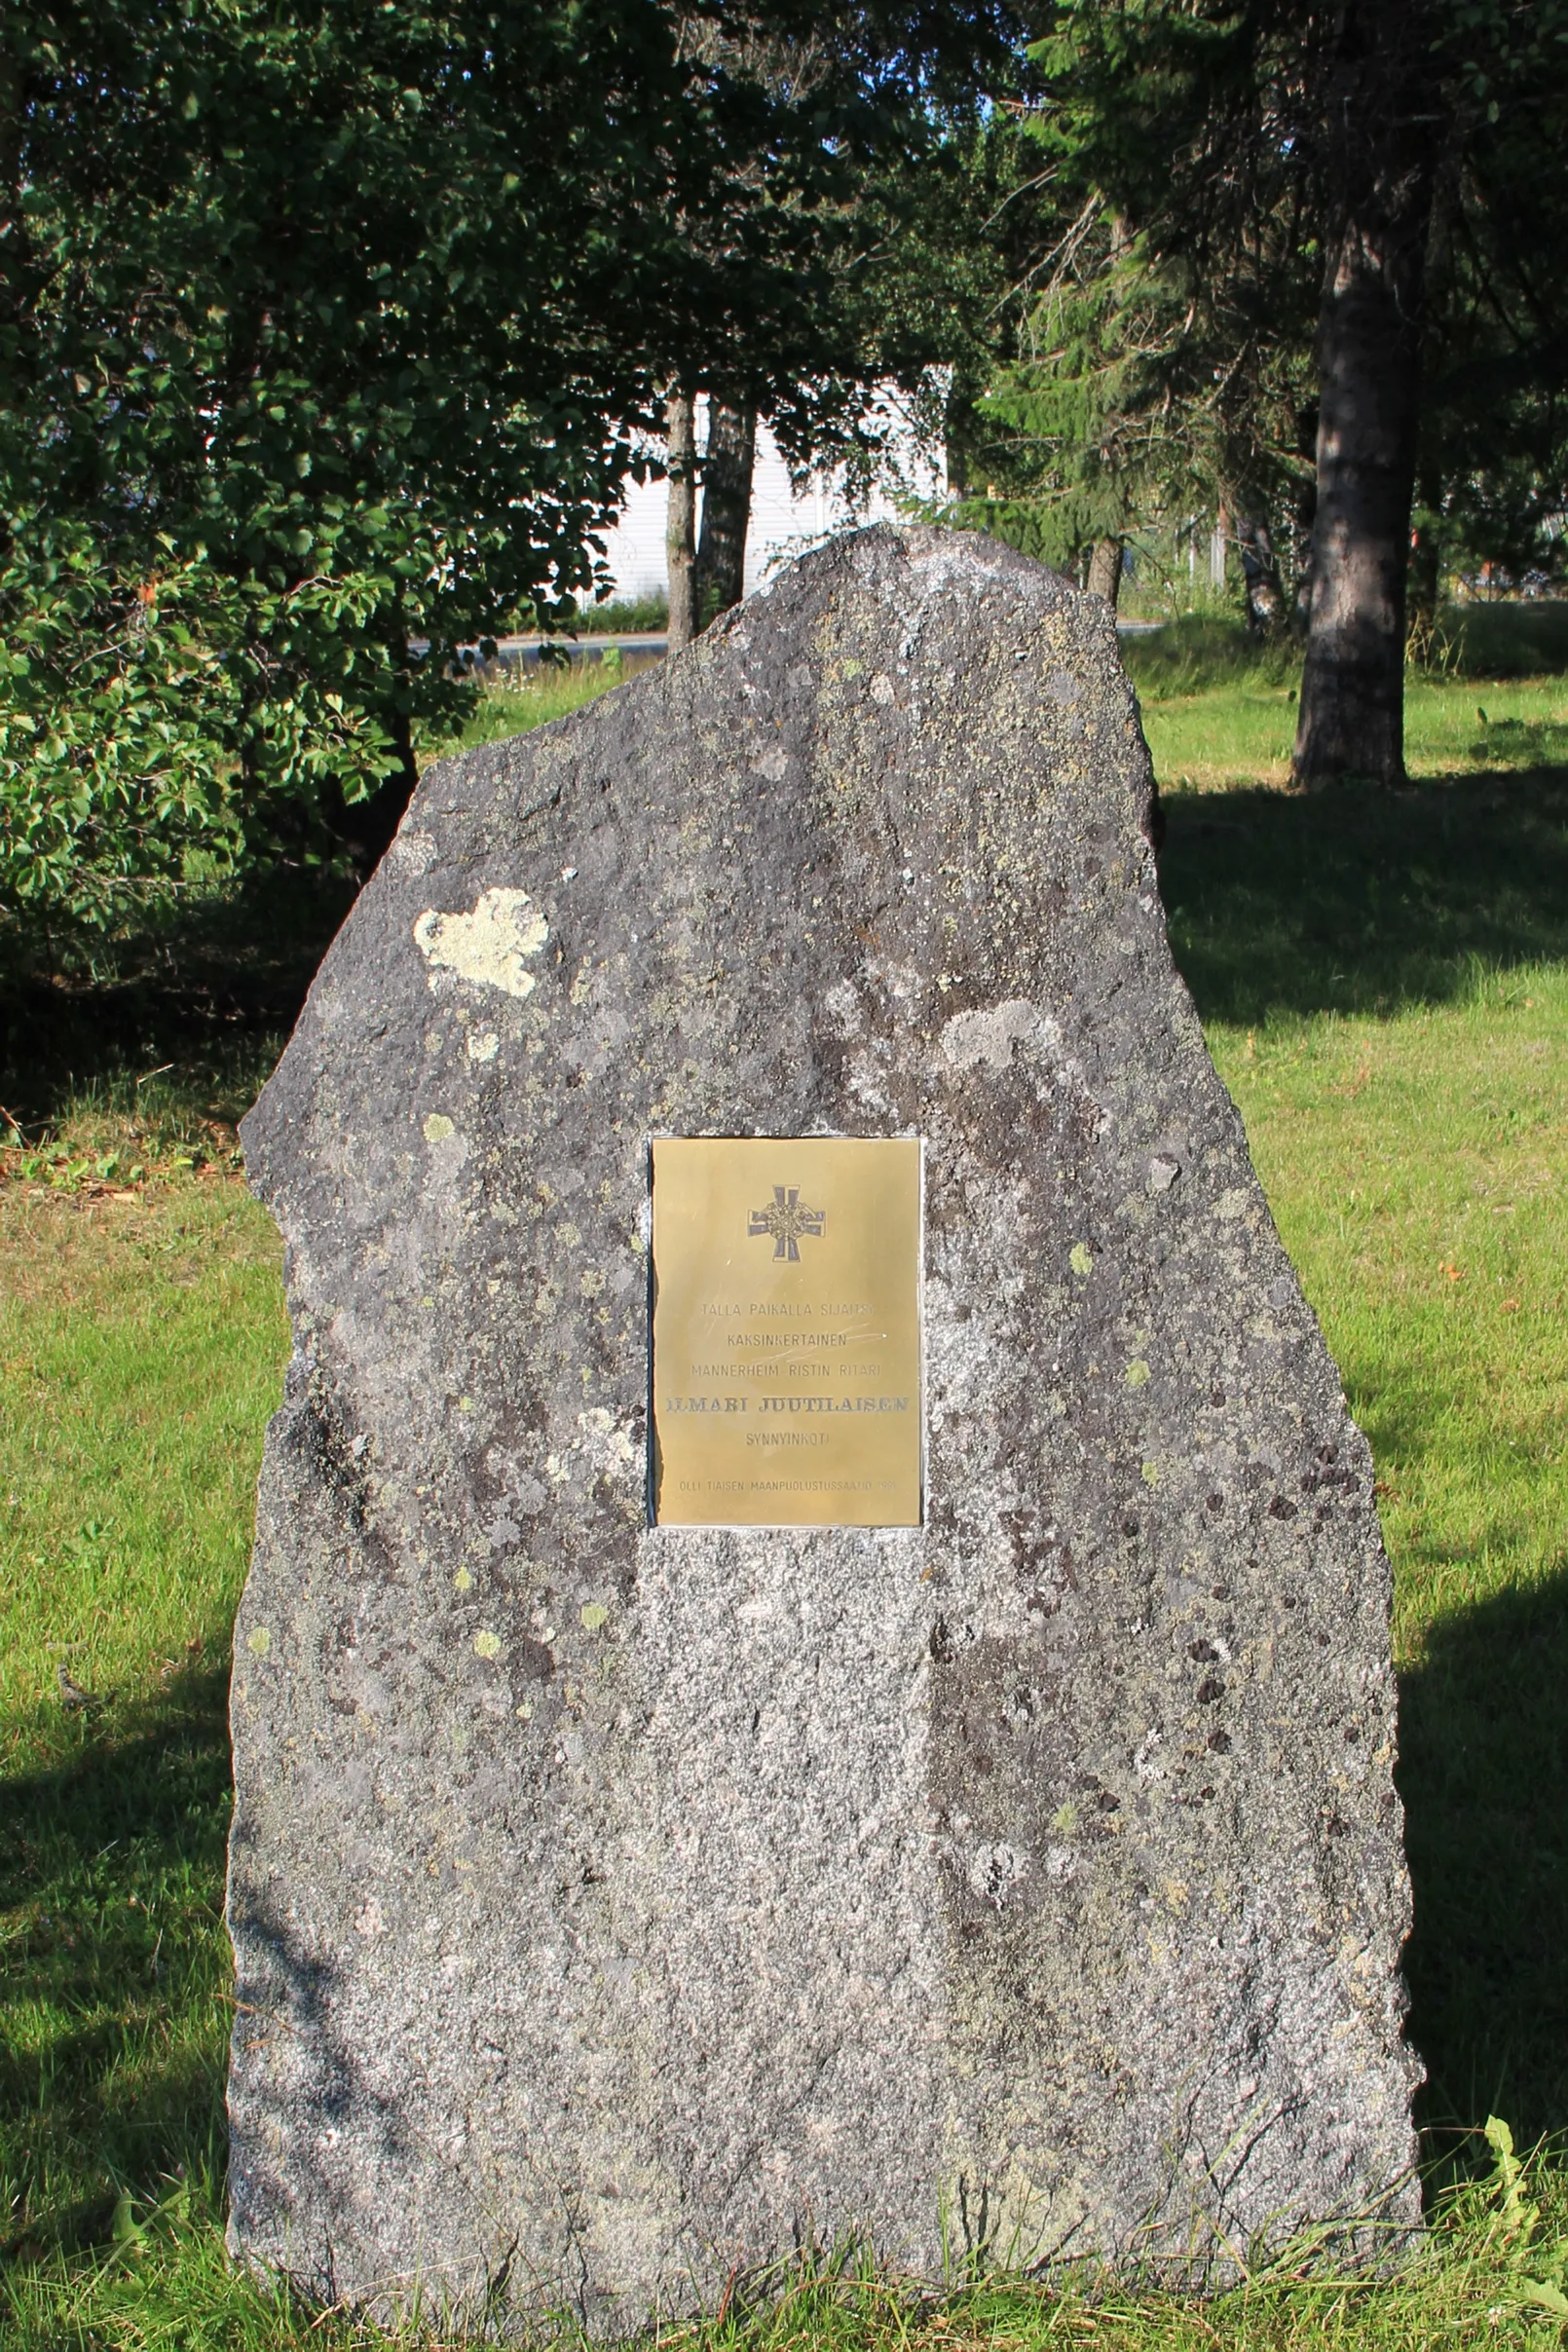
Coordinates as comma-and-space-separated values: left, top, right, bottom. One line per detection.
3, 0, 1566, 931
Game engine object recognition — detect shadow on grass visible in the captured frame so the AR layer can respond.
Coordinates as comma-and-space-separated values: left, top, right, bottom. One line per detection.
0, 1653, 236, 2255
1399, 1565, 1568, 2158
0, 867, 355, 1133
1157, 765, 1568, 1025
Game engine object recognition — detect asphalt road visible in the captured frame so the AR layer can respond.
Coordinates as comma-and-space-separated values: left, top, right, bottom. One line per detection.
476, 618, 1163, 666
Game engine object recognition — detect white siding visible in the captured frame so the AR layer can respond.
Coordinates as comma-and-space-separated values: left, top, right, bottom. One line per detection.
585, 393, 945, 608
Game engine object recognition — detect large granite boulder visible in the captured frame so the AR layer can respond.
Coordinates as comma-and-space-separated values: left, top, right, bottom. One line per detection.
228, 525, 1420, 2327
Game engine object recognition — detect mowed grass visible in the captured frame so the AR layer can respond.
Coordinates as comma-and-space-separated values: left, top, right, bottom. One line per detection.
1142, 672, 1568, 794
0, 1178, 288, 2280
3, 620, 1568, 2344
1125, 625, 1568, 795
1203, 976, 1568, 2137
447, 645, 656, 756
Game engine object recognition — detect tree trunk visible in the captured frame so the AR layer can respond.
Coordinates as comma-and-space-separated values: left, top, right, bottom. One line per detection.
664, 390, 697, 653
1292, 4, 1434, 787
1289, 476, 1316, 640
1087, 538, 1122, 610
695, 401, 755, 627
1232, 508, 1288, 636
1405, 466, 1443, 661
342, 705, 419, 883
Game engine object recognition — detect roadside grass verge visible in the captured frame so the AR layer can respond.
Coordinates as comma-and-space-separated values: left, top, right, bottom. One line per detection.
447, 646, 640, 754
2, 631, 1566, 2343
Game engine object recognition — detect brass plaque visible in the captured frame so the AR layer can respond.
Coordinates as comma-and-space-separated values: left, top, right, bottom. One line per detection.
651, 1137, 922, 1527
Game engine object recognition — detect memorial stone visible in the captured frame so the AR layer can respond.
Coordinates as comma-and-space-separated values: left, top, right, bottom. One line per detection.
228, 525, 1420, 2325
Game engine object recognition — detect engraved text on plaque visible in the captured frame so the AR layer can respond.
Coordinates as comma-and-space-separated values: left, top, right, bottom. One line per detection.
651, 1137, 921, 1527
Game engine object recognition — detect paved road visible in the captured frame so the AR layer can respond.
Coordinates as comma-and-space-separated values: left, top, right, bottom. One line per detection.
478, 618, 1164, 666
481, 633, 667, 666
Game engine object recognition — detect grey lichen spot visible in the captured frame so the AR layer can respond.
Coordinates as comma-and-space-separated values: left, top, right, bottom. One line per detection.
941, 997, 1059, 1072
970, 1841, 1030, 1907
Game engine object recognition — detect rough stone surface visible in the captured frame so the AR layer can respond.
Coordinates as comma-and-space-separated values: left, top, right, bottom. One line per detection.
228, 525, 1420, 2327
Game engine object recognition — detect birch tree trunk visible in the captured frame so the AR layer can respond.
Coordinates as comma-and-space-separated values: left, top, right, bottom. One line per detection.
1087, 538, 1122, 611
664, 390, 697, 653
695, 401, 755, 623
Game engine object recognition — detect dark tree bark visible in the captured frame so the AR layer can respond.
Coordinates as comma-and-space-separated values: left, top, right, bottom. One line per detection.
1087, 537, 1123, 610
1292, 4, 1435, 787
695, 401, 755, 626
664, 390, 697, 653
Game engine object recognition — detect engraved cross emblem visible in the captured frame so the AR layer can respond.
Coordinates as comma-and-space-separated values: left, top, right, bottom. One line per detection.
749, 1185, 826, 1261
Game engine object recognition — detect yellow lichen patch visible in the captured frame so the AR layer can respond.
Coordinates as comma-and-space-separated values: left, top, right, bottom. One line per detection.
414, 887, 547, 999
473, 1628, 502, 1660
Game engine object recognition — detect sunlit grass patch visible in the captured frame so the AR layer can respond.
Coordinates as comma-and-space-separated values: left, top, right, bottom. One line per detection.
1122, 606, 1568, 793
0, 1179, 286, 1746
0, 1179, 285, 2274
3, 2158, 1568, 2347
444, 647, 640, 756
1138, 673, 1568, 795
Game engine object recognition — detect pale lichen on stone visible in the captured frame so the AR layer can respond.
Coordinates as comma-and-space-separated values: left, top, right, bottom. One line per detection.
414, 885, 548, 997
228, 526, 1420, 2334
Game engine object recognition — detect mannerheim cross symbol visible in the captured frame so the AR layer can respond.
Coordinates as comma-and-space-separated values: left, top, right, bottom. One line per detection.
748, 1185, 827, 1262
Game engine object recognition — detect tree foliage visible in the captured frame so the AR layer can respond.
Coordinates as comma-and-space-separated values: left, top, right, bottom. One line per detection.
963, 0, 1568, 708
3, 0, 1009, 918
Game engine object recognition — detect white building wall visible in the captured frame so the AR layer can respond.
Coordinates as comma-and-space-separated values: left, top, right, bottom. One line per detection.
586, 393, 945, 609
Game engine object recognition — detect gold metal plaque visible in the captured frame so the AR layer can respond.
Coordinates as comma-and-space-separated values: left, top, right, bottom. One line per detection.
651, 1137, 922, 1527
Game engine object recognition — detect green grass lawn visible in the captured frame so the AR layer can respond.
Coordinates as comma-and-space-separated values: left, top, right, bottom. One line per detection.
3, 623, 1568, 2345
1139, 671, 1568, 796
1123, 618, 1568, 794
